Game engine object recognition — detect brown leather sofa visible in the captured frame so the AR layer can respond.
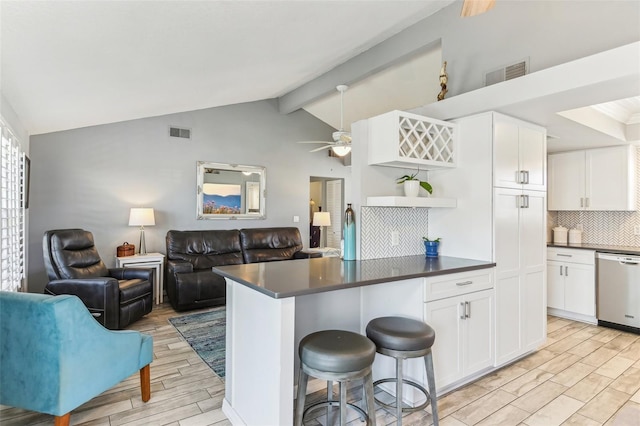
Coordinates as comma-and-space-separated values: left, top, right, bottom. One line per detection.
165, 227, 316, 311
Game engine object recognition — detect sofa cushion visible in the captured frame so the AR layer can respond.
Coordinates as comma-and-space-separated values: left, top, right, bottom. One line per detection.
166, 230, 244, 270
240, 227, 303, 263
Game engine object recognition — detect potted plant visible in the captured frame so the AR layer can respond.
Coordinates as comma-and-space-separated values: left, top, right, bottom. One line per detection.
422, 237, 441, 258
396, 172, 433, 197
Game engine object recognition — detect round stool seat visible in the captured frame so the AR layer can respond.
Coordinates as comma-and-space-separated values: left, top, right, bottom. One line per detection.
366, 317, 435, 352
299, 330, 376, 374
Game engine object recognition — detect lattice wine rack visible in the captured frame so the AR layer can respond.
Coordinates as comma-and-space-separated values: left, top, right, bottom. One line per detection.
368, 110, 456, 170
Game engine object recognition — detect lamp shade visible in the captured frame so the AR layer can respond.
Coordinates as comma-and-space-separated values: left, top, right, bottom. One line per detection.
128, 208, 155, 227
331, 145, 351, 157
312, 211, 331, 227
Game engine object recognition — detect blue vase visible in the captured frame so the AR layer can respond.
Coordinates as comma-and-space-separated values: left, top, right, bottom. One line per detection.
343, 203, 356, 261
424, 241, 439, 258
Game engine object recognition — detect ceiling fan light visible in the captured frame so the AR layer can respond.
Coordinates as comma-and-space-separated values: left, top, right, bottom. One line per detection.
331, 145, 351, 157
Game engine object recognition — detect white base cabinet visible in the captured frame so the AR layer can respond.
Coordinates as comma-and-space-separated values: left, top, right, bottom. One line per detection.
425, 289, 494, 389
424, 269, 494, 390
547, 248, 596, 323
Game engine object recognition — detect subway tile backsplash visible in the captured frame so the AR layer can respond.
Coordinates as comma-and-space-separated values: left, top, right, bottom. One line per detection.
555, 210, 639, 246
360, 207, 428, 259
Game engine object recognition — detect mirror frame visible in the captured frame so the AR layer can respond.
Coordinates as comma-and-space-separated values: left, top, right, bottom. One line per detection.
196, 161, 266, 220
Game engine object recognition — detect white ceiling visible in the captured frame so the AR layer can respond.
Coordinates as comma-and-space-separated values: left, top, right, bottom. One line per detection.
0, 0, 454, 135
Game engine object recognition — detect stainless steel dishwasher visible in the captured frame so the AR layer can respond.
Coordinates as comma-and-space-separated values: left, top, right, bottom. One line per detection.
597, 252, 640, 332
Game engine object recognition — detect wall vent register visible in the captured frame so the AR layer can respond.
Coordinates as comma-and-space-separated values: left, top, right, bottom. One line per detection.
169, 126, 191, 139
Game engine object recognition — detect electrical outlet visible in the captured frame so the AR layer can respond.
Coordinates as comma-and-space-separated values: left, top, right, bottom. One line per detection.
293, 216, 299, 223
634, 225, 640, 235
391, 231, 399, 246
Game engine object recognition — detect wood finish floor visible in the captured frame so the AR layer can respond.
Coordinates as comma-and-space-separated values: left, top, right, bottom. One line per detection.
2, 304, 639, 425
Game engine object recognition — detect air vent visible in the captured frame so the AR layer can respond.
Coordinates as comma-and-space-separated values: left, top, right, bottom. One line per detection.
169, 126, 191, 139
484, 58, 529, 87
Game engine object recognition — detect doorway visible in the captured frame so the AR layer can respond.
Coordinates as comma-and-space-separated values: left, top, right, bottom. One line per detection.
309, 177, 344, 249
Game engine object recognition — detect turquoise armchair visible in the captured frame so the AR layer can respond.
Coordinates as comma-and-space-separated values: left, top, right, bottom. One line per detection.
0, 291, 153, 426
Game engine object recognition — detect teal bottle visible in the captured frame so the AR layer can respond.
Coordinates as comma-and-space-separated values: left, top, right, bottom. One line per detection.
343, 203, 356, 260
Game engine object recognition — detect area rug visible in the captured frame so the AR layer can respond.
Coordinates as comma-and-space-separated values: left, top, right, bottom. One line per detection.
168, 306, 226, 378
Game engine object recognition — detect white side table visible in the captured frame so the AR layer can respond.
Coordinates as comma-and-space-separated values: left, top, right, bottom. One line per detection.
115, 252, 165, 305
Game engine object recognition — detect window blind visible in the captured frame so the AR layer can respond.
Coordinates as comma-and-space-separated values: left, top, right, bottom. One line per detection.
0, 121, 25, 292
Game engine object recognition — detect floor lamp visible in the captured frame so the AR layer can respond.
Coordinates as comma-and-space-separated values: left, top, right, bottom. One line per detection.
129, 208, 155, 255
312, 211, 331, 249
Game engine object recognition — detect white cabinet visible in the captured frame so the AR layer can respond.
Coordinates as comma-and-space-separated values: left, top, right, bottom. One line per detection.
547, 248, 596, 323
427, 112, 547, 369
548, 145, 636, 211
547, 151, 584, 210
367, 110, 457, 170
424, 270, 494, 390
494, 114, 546, 191
494, 188, 547, 366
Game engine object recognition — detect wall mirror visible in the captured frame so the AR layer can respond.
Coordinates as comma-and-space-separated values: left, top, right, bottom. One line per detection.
197, 161, 266, 220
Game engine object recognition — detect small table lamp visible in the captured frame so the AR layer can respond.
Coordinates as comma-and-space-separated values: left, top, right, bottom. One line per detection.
312, 211, 331, 248
128, 208, 155, 255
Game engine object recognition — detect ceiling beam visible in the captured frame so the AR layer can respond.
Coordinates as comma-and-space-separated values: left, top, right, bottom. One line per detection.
277, 30, 442, 115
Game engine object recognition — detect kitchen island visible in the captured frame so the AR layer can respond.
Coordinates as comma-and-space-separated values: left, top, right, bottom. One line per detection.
214, 255, 494, 426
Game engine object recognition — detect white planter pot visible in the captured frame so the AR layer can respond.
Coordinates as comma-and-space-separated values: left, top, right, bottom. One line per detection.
403, 180, 420, 197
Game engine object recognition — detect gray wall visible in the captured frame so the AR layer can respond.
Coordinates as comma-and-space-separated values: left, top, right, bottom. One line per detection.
28, 99, 349, 293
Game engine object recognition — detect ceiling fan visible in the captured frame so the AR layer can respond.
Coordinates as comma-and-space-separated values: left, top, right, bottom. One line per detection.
298, 84, 352, 157
461, 0, 495, 17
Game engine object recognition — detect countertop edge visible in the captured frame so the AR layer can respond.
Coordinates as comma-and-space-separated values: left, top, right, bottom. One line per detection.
547, 242, 640, 256
214, 261, 496, 299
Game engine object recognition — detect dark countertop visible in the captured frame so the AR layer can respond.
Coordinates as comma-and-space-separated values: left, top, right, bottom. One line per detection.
213, 255, 495, 299
547, 242, 640, 256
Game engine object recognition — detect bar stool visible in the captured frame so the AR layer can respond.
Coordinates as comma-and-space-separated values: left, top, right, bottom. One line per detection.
366, 316, 439, 426
294, 330, 377, 426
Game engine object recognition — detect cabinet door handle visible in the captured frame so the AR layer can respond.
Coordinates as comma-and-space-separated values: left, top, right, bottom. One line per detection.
585, 198, 590, 208
516, 170, 522, 183
456, 280, 473, 286
460, 302, 466, 320
580, 198, 584, 208
560, 265, 563, 276
516, 194, 526, 208
557, 253, 573, 257
524, 194, 530, 208
525, 170, 530, 184
565, 266, 568, 276
465, 301, 470, 318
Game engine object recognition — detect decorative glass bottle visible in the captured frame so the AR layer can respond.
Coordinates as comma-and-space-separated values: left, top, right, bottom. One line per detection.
343, 203, 356, 260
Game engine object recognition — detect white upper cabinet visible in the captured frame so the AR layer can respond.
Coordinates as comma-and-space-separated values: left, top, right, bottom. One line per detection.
368, 110, 457, 170
493, 114, 547, 191
547, 151, 585, 210
548, 145, 636, 211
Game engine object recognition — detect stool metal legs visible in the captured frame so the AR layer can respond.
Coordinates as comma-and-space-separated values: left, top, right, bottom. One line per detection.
294, 370, 309, 426
424, 352, 439, 426
295, 366, 377, 426
372, 348, 439, 426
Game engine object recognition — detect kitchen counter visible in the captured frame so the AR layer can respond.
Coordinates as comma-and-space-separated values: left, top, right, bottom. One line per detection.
213, 255, 495, 299
219, 255, 495, 425
547, 242, 640, 256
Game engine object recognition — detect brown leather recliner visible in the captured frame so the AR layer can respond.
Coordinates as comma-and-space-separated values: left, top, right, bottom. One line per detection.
43, 229, 153, 329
